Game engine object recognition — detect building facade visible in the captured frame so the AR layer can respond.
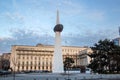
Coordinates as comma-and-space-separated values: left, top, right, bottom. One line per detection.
0, 55, 2, 69
1, 53, 11, 70
113, 37, 120, 46
10, 44, 92, 72
79, 49, 91, 66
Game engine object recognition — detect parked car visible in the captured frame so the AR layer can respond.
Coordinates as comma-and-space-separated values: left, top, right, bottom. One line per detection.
85, 68, 91, 74
41, 70, 50, 73
0, 70, 11, 75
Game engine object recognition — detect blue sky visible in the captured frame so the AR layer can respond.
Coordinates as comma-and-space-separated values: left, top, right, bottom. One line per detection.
0, 0, 120, 54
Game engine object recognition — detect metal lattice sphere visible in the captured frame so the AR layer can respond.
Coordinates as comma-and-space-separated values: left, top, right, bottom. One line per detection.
54, 24, 63, 32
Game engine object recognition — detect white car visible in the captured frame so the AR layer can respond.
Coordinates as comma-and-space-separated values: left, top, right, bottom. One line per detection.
85, 68, 91, 74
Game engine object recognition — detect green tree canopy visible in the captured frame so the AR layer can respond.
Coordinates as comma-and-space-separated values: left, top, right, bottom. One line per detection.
88, 39, 120, 73
63, 57, 74, 71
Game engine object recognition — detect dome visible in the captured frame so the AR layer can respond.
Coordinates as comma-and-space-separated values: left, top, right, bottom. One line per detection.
54, 24, 63, 32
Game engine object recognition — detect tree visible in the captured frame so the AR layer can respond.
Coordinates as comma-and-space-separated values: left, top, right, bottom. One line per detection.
88, 39, 120, 73
1, 59, 10, 70
64, 57, 74, 72
111, 45, 120, 73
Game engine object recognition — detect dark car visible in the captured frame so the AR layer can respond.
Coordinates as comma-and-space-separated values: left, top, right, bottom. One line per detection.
0, 70, 11, 75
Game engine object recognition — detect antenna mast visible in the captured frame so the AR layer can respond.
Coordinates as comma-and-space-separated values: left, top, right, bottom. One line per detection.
56, 10, 60, 24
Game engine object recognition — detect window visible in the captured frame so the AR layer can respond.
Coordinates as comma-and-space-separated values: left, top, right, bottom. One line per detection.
26, 66, 28, 70
22, 66, 24, 70
18, 66, 20, 71
31, 62, 32, 65
27, 56, 29, 59
18, 61, 20, 66
23, 56, 24, 59
42, 62, 44, 66
38, 66, 40, 70
39, 62, 40, 66
18, 55, 20, 59
46, 66, 48, 70
50, 65, 52, 70
50, 62, 52, 66
26, 61, 28, 65
22, 62, 24, 66
35, 57, 37, 60
42, 66, 44, 70
35, 66, 36, 70
46, 62, 48, 66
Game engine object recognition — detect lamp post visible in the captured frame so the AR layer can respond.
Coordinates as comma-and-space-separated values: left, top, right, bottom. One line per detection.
67, 68, 70, 80
12, 56, 16, 80
76, 53, 77, 68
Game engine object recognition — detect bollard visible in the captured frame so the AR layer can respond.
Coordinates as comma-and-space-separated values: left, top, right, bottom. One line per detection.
74, 77, 77, 80
90, 76, 93, 79
83, 76, 86, 79
56, 78, 59, 80
66, 79, 71, 80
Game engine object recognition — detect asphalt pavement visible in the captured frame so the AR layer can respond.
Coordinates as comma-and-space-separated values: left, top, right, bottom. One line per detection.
0, 73, 120, 80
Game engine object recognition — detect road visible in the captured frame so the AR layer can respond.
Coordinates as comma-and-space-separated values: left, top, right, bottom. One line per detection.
0, 73, 120, 80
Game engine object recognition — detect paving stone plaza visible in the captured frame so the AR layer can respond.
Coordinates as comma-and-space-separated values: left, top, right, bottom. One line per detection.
0, 73, 120, 80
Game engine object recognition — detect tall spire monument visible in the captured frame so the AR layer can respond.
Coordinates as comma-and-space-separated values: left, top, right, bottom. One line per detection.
52, 10, 64, 73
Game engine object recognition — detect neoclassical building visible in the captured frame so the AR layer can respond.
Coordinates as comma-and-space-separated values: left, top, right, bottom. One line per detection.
10, 44, 92, 72
0, 55, 2, 69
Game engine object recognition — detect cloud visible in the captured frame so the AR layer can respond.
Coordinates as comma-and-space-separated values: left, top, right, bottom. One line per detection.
10, 29, 54, 45
84, 11, 105, 21
0, 28, 118, 54
0, 0, 119, 54
62, 28, 118, 47
0, 29, 54, 54
5, 12, 24, 22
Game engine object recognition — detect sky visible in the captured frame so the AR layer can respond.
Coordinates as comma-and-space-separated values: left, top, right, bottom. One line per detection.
0, 0, 120, 54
